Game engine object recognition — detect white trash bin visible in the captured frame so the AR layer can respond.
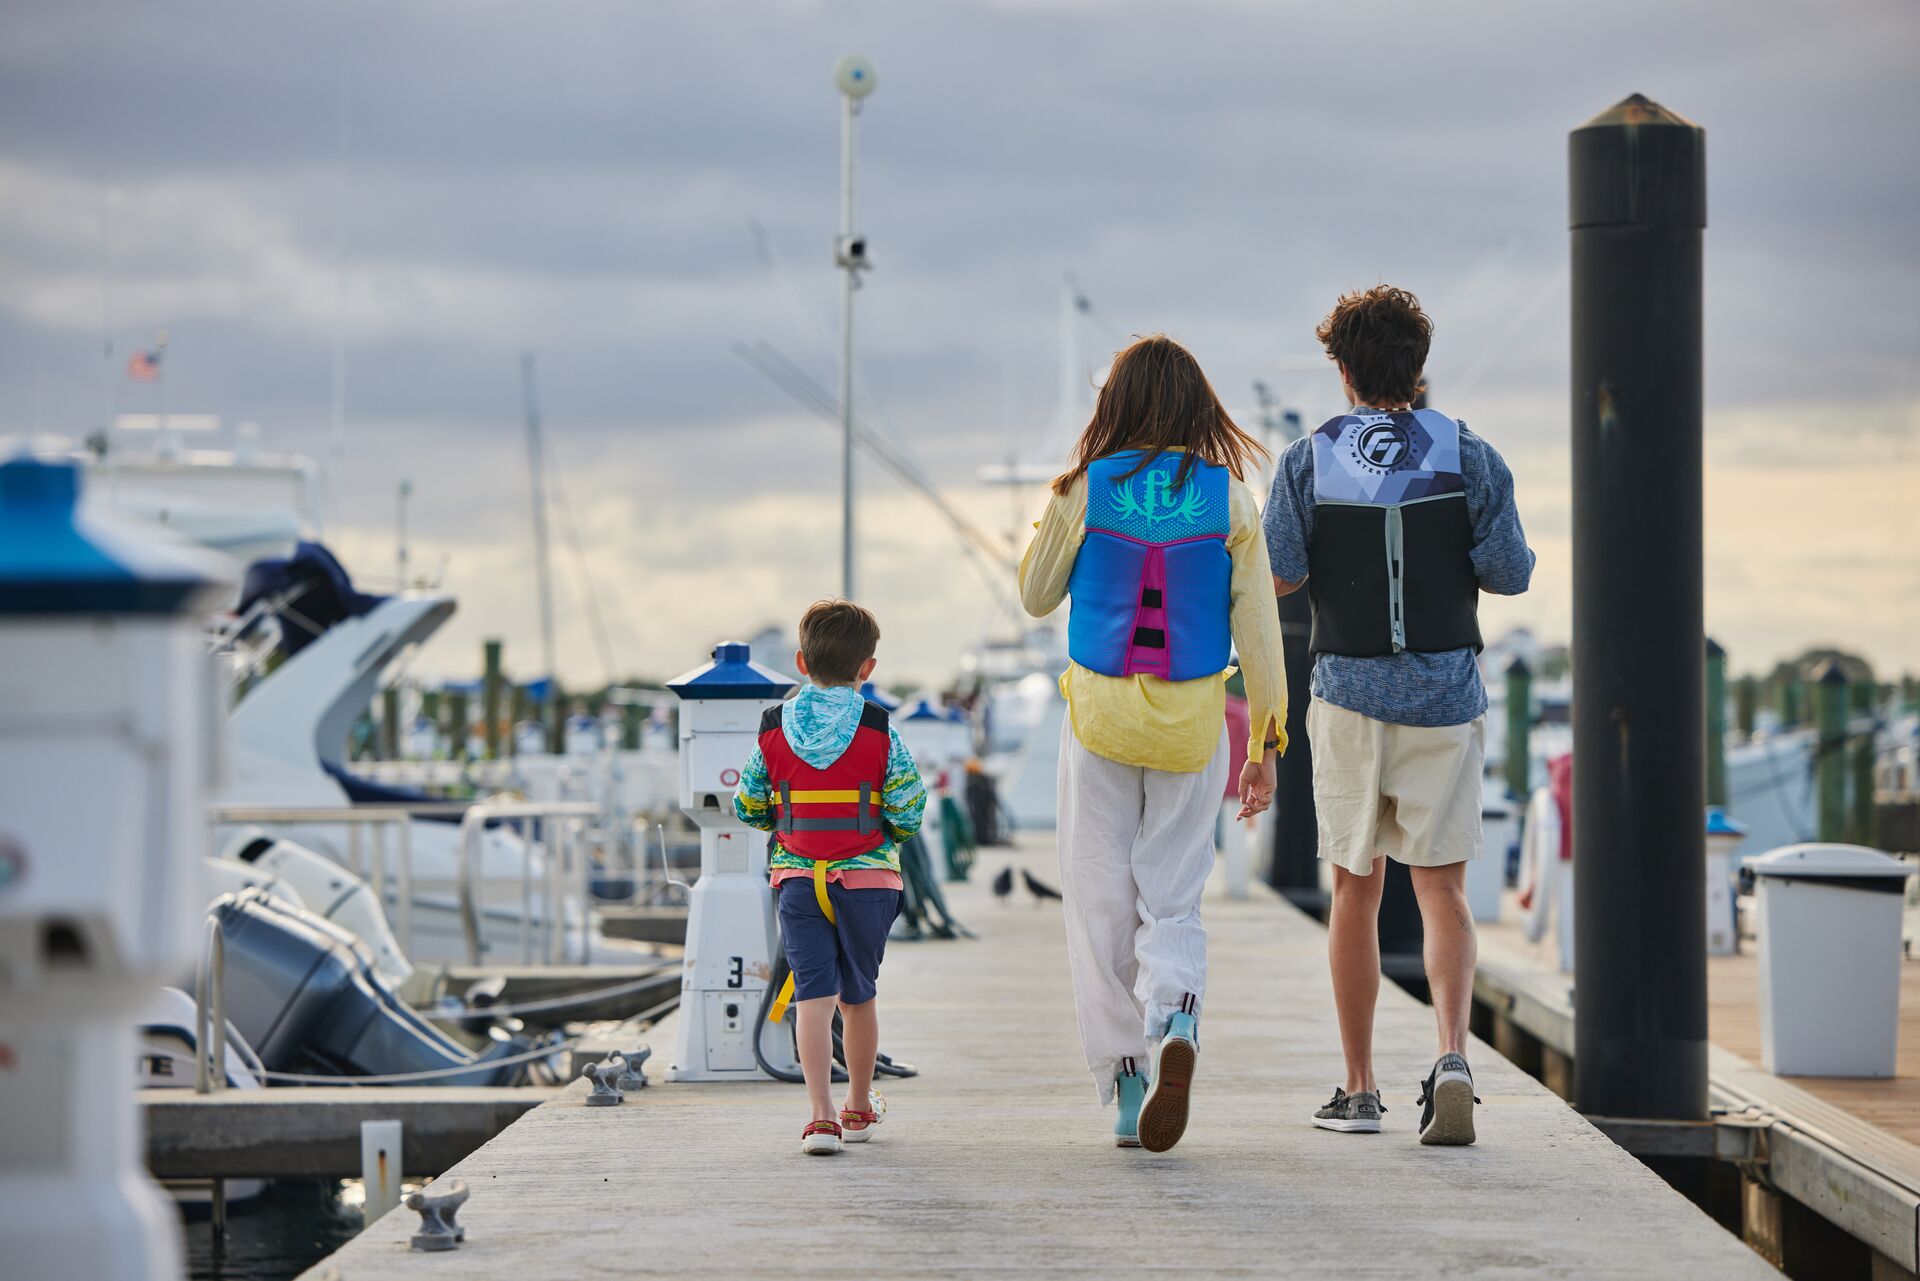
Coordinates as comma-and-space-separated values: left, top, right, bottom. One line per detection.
1750, 843, 1915, 1077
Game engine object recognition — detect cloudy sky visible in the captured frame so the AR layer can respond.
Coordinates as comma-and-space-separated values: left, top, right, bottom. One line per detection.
3, 0, 1915, 685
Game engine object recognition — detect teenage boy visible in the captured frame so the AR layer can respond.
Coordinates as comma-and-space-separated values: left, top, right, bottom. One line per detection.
733, 599, 927, 1154
1263, 286, 1534, 1145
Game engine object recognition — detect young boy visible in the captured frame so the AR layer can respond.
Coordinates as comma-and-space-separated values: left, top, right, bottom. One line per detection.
732, 599, 927, 1154
1262, 286, 1533, 1145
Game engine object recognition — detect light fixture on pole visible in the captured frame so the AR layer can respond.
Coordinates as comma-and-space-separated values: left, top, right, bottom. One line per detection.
833, 54, 876, 601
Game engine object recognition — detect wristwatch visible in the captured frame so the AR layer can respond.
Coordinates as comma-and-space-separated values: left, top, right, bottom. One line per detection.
1263, 736, 1281, 752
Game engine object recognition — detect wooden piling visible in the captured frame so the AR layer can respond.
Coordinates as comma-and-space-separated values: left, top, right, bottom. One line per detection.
446, 691, 470, 764
1734, 674, 1758, 740
1505, 655, 1532, 800
1706, 638, 1727, 808
483, 639, 504, 760
547, 679, 566, 754
1813, 660, 1848, 843
1850, 677, 1878, 847
381, 686, 400, 761
509, 684, 529, 757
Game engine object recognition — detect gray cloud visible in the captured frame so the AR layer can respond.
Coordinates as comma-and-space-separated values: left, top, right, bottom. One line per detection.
2, 0, 1915, 676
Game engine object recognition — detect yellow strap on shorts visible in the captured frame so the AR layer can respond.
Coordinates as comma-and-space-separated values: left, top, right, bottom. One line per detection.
767, 860, 838, 1024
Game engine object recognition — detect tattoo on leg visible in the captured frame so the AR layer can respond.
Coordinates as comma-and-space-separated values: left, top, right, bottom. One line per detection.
1453, 905, 1474, 933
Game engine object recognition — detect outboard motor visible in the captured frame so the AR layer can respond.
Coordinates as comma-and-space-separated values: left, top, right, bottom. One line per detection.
224, 829, 413, 988
211, 890, 528, 1086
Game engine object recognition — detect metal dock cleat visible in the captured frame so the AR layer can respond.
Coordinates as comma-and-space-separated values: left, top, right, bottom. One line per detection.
611, 1046, 651, 1092
407, 1178, 469, 1252
583, 1059, 624, 1106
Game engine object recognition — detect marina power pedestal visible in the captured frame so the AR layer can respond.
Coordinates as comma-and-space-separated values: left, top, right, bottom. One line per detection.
664, 643, 798, 1082
0, 457, 233, 1281
1703, 806, 1746, 956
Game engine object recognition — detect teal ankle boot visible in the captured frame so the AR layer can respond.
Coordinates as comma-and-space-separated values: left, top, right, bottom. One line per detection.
1139, 1001, 1200, 1153
1114, 1057, 1148, 1148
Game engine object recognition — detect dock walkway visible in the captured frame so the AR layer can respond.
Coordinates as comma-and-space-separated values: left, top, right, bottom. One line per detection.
304, 840, 1774, 1279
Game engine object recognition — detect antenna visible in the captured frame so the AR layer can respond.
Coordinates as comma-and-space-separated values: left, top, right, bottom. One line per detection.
1052, 273, 1089, 446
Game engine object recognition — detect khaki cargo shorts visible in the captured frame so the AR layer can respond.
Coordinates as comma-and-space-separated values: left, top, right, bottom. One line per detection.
1308, 698, 1486, 877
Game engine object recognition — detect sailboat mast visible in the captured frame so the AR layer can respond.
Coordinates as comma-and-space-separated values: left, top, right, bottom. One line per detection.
326, 70, 351, 538
520, 353, 559, 693
1054, 273, 1084, 443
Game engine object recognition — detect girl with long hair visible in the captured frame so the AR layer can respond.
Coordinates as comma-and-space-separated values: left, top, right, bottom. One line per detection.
1020, 334, 1288, 1151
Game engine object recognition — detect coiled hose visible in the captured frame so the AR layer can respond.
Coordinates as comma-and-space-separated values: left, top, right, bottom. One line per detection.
752, 951, 918, 1083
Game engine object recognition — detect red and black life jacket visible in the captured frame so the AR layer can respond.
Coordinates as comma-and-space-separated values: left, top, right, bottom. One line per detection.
757, 699, 892, 861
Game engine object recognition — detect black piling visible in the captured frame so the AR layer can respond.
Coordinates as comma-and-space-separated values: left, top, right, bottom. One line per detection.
1569, 94, 1709, 1121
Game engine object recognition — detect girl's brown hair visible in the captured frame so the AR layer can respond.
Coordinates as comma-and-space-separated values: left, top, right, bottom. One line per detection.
1051, 334, 1266, 496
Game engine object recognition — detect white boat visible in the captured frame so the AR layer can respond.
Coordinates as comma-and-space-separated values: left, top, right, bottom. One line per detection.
217, 542, 625, 966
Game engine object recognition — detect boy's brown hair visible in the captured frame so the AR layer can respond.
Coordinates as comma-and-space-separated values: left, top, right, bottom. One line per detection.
1315, 285, 1432, 406
798, 598, 881, 685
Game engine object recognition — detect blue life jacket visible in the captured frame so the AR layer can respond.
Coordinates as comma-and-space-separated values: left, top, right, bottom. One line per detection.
1305, 408, 1480, 657
1066, 450, 1232, 681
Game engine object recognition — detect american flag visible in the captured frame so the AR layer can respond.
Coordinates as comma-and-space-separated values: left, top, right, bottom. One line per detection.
127, 349, 161, 381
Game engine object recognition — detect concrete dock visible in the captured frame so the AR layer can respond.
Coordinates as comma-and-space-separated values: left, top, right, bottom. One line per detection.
303, 841, 1775, 1279
146, 1087, 553, 1180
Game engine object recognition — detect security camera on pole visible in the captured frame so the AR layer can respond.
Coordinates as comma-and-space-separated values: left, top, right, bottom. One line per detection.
664, 643, 799, 1081
833, 54, 876, 601
0, 456, 233, 1281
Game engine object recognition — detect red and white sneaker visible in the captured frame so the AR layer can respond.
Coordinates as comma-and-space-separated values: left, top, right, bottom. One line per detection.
839, 1091, 887, 1143
801, 1120, 843, 1155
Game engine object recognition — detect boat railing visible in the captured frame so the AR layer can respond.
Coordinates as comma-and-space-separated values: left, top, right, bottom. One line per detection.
208, 804, 425, 953
193, 914, 230, 1096
457, 801, 601, 966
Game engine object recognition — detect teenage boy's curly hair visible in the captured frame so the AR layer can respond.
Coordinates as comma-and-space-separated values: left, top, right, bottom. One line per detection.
1315, 285, 1432, 406
798, 598, 880, 685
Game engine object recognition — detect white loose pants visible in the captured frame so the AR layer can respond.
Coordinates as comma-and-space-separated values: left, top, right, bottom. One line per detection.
1056, 716, 1228, 1102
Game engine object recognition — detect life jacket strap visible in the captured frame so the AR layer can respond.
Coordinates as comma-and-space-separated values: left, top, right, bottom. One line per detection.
774, 781, 882, 834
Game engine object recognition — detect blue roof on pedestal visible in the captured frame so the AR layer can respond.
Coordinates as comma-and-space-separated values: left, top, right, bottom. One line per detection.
1705, 806, 1747, 837
860, 681, 901, 711
901, 694, 969, 724
667, 642, 796, 701
0, 456, 231, 617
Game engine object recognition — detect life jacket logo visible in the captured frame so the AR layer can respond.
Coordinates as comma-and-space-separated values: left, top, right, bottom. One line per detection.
1113, 469, 1209, 527
1352, 423, 1412, 473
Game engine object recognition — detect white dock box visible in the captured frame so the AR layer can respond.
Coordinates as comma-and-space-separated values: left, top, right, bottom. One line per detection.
1750, 843, 1914, 1077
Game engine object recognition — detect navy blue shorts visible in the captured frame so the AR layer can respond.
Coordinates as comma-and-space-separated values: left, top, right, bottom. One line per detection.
776, 879, 902, 1005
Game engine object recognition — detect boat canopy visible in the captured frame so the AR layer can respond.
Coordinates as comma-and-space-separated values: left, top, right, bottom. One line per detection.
238, 541, 386, 659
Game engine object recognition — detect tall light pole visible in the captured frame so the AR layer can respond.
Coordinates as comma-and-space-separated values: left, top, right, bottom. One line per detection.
833, 54, 876, 601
